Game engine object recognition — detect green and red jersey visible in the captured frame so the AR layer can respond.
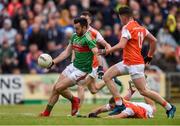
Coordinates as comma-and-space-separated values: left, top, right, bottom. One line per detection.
70, 31, 97, 73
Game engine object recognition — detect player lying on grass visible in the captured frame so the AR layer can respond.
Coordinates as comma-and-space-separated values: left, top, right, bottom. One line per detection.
76, 11, 122, 115
101, 6, 176, 118
88, 83, 156, 119
40, 17, 104, 117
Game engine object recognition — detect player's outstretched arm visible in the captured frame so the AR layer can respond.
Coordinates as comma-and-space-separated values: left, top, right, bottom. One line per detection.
88, 105, 111, 117
106, 37, 128, 54
106, 112, 129, 118
53, 43, 72, 64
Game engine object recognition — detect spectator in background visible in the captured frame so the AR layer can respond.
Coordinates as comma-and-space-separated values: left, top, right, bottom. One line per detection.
14, 34, 28, 73
103, 26, 120, 66
0, 19, 17, 46
57, 0, 70, 11
143, 14, 154, 34
176, 46, 180, 72
153, 24, 177, 72
45, 17, 65, 48
43, 1, 57, 17
19, 20, 29, 45
28, 23, 46, 51
157, 25, 177, 48
113, 23, 121, 38
7, 0, 22, 17
27, 15, 44, 37
27, 10, 35, 25
153, 13, 164, 36
101, 0, 114, 26
176, 46, 180, 71
26, 43, 43, 74
69, 4, 79, 18
172, 12, 180, 45
167, 5, 177, 33
114, 0, 128, 12
0, 40, 18, 73
23, 0, 33, 13
34, 3, 43, 16
93, 19, 103, 32
12, 6, 27, 30
81, 0, 90, 10
58, 9, 72, 27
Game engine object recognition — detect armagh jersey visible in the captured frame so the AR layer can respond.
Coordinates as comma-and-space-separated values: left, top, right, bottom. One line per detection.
105, 101, 153, 119
121, 20, 149, 65
122, 100, 153, 118
70, 31, 97, 73
88, 26, 104, 68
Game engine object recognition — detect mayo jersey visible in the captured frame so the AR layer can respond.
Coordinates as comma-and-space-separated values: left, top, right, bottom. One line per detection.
121, 20, 149, 65
70, 31, 97, 73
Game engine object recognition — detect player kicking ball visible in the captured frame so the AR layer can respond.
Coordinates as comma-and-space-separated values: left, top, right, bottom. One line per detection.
40, 17, 102, 117
102, 6, 176, 118
75, 11, 122, 115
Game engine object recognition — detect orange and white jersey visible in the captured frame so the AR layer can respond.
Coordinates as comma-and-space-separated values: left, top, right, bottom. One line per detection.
122, 101, 154, 119
88, 26, 104, 68
121, 20, 149, 65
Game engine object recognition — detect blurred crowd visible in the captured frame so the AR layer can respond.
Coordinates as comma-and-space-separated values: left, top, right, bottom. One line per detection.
0, 0, 179, 74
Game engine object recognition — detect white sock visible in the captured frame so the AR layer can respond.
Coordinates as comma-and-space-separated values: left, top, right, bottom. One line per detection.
165, 103, 172, 111
115, 99, 122, 106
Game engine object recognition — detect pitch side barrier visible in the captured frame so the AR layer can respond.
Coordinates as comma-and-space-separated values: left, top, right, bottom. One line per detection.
0, 72, 175, 105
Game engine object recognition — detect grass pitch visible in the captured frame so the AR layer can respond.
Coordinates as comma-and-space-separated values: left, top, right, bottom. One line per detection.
0, 103, 180, 125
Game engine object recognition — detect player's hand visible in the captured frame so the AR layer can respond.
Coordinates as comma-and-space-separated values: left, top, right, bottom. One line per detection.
88, 113, 99, 118
47, 61, 54, 69
97, 66, 104, 79
98, 49, 106, 55
144, 56, 152, 64
106, 43, 112, 50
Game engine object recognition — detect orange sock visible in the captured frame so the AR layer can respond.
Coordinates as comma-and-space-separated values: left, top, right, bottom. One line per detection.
114, 97, 122, 105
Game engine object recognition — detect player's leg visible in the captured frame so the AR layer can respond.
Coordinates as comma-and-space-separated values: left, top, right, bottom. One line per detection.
55, 74, 75, 101
77, 84, 86, 115
86, 75, 105, 94
40, 75, 74, 116
123, 80, 136, 101
55, 75, 80, 116
103, 62, 128, 115
133, 77, 176, 118
144, 96, 156, 114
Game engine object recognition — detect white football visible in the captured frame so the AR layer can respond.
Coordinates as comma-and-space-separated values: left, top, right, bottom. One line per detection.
38, 53, 53, 68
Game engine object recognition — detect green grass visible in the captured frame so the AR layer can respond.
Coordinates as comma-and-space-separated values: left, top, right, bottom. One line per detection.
0, 103, 180, 125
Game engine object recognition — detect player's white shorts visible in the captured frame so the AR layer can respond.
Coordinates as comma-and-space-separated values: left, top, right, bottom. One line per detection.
89, 67, 98, 79
62, 63, 88, 84
115, 61, 145, 80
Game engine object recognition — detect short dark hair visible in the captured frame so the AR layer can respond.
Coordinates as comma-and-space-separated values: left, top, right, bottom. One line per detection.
109, 97, 115, 104
119, 6, 133, 17
74, 17, 88, 28
81, 11, 92, 18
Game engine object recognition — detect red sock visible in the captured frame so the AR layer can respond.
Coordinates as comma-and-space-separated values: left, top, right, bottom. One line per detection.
162, 101, 172, 111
